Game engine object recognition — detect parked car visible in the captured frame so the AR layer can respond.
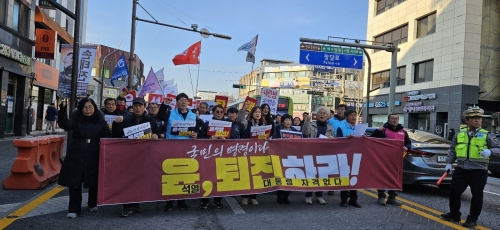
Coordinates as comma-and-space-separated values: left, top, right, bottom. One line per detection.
488, 134, 500, 176
366, 127, 454, 189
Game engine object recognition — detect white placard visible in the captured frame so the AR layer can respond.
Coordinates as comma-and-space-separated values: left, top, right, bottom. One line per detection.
260, 88, 280, 115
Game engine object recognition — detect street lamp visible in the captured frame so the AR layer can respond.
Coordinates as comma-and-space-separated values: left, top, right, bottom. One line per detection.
99, 49, 120, 108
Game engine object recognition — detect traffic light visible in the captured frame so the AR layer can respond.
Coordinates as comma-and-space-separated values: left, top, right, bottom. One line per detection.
232, 84, 246, 89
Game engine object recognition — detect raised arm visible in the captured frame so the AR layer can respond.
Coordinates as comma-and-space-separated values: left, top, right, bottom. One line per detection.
57, 103, 74, 130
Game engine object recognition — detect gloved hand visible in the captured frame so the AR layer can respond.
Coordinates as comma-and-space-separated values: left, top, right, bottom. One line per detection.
480, 149, 492, 158
445, 164, 452, 172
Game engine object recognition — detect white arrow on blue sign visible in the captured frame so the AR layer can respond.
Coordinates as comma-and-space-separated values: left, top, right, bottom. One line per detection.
299, 50, 363, 70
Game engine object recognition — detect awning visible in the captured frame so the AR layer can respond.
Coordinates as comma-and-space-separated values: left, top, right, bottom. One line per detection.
34, 6, 73, 44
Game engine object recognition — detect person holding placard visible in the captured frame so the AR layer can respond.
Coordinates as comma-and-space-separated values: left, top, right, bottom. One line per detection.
162, 93, 198, 212
292, 117, 302, 132
198, 105, 246, 209
101, 98, 119, 115
302, 106, 334, 205
272, 114, 299, 204
111, 97, 161, 217
238, 105, 268, 205
335, 109, 364, 209
260, 104, 275, 137
57, 98, 111, 219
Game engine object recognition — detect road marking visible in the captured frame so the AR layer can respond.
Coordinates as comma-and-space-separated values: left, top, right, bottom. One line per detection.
360, 190, 468, 230
224, 197, 245, 214
0, 185, 65, 229
483, 190, 500, 196
362, 190, 490, 230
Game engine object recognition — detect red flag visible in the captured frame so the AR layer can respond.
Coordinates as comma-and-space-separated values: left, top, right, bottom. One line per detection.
172, 41, 201, 66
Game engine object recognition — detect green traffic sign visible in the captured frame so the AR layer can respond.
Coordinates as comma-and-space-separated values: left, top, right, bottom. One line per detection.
322, 46, 363, 56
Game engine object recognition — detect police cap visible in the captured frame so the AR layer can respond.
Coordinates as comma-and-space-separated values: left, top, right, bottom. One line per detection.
463, 106, 484, 118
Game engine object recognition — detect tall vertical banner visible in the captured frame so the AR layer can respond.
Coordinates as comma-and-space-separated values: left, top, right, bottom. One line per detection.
98, 138, 404, 205
58, 44, 97, 98
35, 29, 56, 59
260, 88, 280, 115
214, 95, 229, 112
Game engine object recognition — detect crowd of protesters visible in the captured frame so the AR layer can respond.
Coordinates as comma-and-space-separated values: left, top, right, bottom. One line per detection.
56, 94, 411, 218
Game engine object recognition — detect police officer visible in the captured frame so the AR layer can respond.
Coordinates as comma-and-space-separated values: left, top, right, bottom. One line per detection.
441, 107, 500, 228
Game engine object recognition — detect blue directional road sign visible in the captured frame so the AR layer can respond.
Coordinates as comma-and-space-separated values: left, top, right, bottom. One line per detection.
299, 50, 363, 70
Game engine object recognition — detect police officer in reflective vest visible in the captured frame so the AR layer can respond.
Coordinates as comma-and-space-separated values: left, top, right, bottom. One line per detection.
441, 107, 500, 228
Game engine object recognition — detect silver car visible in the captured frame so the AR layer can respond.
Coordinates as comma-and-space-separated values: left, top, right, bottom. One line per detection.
367, 128, 454, 189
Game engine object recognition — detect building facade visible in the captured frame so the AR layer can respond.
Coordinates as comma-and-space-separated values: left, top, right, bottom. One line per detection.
365, 0, 499, 137
238, 59, 364, 118
0, 0, 36, 137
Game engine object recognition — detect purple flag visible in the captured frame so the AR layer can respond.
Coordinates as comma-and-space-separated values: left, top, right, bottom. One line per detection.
138, 68, 161, 97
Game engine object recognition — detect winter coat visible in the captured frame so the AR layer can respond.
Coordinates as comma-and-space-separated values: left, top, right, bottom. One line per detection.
302, 120, 334, 138
45, 106, 58, 121
57, 107, 111, 189
272, 124, 299, 139
112, 112, 161, 138
370, 122, 412, 151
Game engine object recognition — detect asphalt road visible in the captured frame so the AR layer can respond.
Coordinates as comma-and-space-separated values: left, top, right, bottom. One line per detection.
1, 133, 500, 229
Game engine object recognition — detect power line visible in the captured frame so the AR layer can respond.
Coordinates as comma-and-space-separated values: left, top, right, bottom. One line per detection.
151, 0, 188, 26
158, 0, 214, 31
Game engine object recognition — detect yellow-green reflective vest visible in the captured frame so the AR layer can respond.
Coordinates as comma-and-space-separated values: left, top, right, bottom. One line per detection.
455, 128, 489, 163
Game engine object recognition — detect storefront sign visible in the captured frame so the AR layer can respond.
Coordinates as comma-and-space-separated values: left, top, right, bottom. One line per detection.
404, 91, 436, 101
291, 95, 309, 104
35, 60, 59, 90
0, 43, 31, 66
103, 88, 118, 98
35, 29, 56, 59
38, 0, 56, 9
403, 105, 435, 113
366, 101, 401, 108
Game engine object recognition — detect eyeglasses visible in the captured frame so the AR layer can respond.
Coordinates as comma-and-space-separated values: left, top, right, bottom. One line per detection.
214, 110, 224, 114
178, 99, 188, 103
83, 106, 94, 110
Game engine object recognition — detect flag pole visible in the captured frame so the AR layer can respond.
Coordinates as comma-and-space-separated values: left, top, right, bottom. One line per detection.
187, 64, 195, 97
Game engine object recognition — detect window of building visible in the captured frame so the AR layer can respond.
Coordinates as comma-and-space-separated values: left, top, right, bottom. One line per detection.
12, 1, 29, 37
371, 66, 406, 90
376, 0, 406, 15
414, 60, 434, 83
417, 13, 436, 38
0, 0, 6, 25
374, 24, 408, 51
282, 72, 290, 78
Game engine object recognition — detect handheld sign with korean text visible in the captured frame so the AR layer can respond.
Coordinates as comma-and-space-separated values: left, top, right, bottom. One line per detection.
170, 120, 196, 136
123, 122, 152, 139
104, 115, 122, 130
280, 130, 303, 139
243, 96, 258, 112
214, 95, 229, 112
250, 125, 272, 139
260, 88, 280, 115
207, 120, 232, 138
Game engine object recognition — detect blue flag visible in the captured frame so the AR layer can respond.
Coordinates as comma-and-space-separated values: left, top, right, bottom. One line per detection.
110, 54, 129, 87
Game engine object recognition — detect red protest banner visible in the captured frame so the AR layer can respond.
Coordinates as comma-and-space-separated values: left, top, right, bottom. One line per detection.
214, 95, 229, 111
124, 91, 136, 107
98, 137, 404, 205
243, 96, 258, 112
207, 120, 232, 138
147, 93, 164, 104
250, 125, 272, 139
165, 94, 176, 110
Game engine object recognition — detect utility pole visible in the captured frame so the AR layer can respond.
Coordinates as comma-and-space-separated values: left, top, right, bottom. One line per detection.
128, 0, 138, 91
341, 68, 346, 104
70, 0, 81, 114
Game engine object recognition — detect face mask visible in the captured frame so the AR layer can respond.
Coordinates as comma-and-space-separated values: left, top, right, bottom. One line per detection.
116, 105, 125, 111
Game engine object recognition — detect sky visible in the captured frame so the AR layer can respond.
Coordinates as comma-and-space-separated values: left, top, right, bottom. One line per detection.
86, 0, 369, 99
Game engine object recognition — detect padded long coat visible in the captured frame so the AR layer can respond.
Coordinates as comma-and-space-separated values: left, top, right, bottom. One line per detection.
58, 108, 111, 188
